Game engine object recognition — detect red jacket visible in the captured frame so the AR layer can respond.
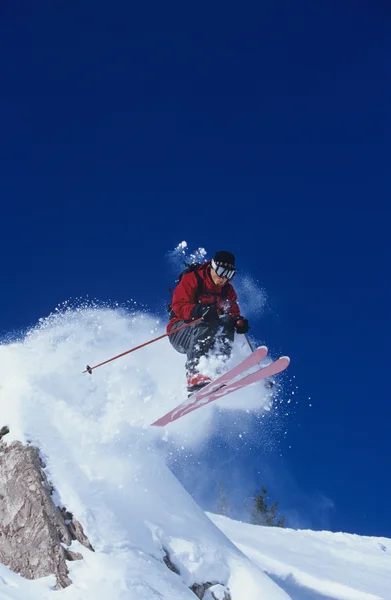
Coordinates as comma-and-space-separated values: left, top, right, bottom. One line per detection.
167, 261, 241, 333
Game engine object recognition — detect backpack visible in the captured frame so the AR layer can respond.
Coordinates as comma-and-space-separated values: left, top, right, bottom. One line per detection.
167, 262, 229, 319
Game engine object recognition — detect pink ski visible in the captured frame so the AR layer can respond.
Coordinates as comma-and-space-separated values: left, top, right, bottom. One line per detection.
151, 346, 268, 427
198, 355, 290, 405
189, 345, 268, 397
151, 354, 290, 426
151, 345, 268, 427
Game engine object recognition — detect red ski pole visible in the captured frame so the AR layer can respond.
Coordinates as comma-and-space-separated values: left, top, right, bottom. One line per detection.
83, 318, 203, 374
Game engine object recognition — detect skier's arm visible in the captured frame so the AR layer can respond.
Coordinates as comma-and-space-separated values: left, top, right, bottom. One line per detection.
171, 273, 199, 321
227, 286, 249, 333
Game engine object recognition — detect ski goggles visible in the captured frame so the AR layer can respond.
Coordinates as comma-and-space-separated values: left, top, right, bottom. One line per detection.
211, 259, 236, 280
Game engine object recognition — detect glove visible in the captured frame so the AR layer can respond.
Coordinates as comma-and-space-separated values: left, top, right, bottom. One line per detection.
191, 303, 219, 322
233, 316, 249, 334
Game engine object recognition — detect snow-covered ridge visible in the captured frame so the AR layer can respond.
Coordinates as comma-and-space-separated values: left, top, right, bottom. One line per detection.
0, 306, 389, 599
210, 514, 391, 600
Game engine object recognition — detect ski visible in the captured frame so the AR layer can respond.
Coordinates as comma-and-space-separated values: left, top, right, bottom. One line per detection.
194, 355, 290, 406
191, 345, 268, 396
151, 346, 269, 427
151, 353, 289, 426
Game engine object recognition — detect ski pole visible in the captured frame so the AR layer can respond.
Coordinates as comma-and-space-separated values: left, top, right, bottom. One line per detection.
83, 318, 203, 374
245, 333, 254, 353
244, 333, 274, 389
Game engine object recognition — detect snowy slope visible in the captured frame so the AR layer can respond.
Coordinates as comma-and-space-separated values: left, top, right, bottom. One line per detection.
210, 514, 391, 600
0, 305, 389, 599
0, 306, 289, 599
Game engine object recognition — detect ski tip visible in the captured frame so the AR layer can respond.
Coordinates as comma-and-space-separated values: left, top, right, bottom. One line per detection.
280, 356, 291, 365
257, 345, 268, 352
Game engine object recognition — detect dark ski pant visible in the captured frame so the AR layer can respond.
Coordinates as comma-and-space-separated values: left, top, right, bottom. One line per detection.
169, 317, 235, 377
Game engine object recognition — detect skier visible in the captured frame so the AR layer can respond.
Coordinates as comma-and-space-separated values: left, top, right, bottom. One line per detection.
167, 251, 249, 394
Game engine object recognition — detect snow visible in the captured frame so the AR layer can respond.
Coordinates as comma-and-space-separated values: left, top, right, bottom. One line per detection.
0, 305, 390, 599
209, 514, 391, 600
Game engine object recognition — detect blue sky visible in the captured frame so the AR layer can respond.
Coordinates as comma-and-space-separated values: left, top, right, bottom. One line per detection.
0, 2, 389, 536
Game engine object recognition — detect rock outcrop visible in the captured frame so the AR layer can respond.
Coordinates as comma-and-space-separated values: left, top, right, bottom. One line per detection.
0, 437, 93, 589
0, 432, 231, 598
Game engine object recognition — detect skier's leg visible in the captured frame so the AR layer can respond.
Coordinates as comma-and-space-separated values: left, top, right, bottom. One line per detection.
168, 320, 193, 354
169, 320, 218, 391
170, 318, 236, 392
213, 316, 235, 368
185, 320, 221, 376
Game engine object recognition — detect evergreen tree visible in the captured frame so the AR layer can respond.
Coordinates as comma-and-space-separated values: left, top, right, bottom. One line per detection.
250, 485, 286, 528
265, 500, 278, 526
276, 515, 285, 528
250, 485, 268, 525
216, 481, 229, 517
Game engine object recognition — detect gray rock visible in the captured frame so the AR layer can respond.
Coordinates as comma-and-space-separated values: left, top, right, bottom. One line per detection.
191, 582, 213, 599
162, 549, 231, 600
203, 584, 231, 600
0, 440, 93, 589
191, 582, 231, 600
163, 547, 180, 574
